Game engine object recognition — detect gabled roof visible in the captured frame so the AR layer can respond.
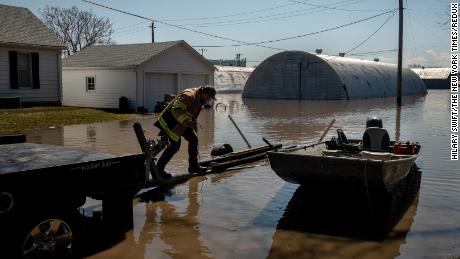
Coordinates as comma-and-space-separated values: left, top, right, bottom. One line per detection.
63, 40, 216, 70
0, 4, 65, 48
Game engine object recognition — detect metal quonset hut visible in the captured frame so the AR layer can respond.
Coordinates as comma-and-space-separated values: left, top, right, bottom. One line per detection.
242, 51, 427, 100
214, 65, 254, 93
411, 68, 452, 89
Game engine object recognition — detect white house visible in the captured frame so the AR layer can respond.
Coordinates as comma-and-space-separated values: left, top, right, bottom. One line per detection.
0, 4, 65, 106
62, 41, 215, 112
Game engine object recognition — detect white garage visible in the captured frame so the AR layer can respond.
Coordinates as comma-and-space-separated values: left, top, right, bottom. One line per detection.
62, 40, 215, 112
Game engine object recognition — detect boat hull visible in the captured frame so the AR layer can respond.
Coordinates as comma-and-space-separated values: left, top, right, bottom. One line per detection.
268, 149, 418, 192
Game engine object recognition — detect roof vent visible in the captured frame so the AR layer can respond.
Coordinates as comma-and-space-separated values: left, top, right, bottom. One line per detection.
339, 52, 345, 57
315, 49, 322, 54
374, 58, 379, 62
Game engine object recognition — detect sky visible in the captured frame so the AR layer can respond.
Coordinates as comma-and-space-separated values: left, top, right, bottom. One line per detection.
1, 0, 451, 67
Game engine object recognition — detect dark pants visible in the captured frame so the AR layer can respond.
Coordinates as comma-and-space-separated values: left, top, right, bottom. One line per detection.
157, 127, 199, 173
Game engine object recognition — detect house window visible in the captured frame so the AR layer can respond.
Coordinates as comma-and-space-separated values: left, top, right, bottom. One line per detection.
86, 76, 95, 91
17, 53, 32, 88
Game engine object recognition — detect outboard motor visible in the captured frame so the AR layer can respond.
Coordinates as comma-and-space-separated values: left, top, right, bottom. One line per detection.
366, 117, 383, 128
363, 117, 390, 151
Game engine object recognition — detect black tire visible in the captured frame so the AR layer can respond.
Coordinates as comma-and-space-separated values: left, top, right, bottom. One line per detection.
18, 210, 81, 259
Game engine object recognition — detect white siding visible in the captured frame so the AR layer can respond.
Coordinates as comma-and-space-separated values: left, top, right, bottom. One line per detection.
180, 73, 209, 91
144, 73, 177, 112
0, 46, 61, 103
62, 68, 137, 109
137, 44, 214, 108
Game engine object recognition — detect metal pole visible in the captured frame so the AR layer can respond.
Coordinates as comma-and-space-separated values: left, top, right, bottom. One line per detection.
318, 119, 335, 142
397, 0, 403, 106
228, 115, 252, 148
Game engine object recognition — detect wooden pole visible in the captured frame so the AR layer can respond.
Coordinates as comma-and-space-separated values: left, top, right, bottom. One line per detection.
150, 21, 155, 43
228, 115, 252, 148
397, 0, 404, 106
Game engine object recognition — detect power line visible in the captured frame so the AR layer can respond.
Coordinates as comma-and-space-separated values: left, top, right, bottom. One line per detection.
81, 0, 285, 51
406, 8, 445, 16
193, 10, 396, 47
288, 0, 392, 12
176, 0, 372, 27
114, 21, 150, 31
114, 24, 150, 35
348, 44, 447, 57
315, 11, 395, 63
345, 11, 395, 54
113, 27, 150, 36
158, 2, 301, 22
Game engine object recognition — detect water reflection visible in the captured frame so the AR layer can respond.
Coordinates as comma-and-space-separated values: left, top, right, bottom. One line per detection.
137, 177, 212, 259
267, 166, 422, 259
84, 176, 212, 259
241, 95, 425, 143
14, 91, 460, 258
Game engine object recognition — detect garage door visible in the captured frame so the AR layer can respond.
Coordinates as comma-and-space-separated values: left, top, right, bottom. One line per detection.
180, 74, 209, 91
145, 73, 177, 112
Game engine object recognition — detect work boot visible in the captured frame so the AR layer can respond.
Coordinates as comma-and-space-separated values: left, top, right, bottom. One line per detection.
188, 164, 206, 175
159, 170, 172, 179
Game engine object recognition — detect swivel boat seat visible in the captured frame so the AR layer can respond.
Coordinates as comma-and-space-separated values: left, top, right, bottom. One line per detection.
362, 117, 390, 152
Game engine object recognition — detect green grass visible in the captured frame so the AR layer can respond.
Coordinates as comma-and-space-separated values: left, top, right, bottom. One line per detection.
0, 106, 138, 134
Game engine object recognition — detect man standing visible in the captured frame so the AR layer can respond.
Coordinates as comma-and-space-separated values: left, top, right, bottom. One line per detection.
154, 85, 216, 178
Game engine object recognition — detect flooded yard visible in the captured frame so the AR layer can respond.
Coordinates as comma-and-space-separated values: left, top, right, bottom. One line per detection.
24, 90, 459, 259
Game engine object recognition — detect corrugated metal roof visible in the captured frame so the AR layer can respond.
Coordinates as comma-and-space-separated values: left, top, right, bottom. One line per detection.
0, 4, 65, 48
318, 53, 426, 99
411, 68, 451, 79
63, 41, 181, 68
243, 51, 426, 100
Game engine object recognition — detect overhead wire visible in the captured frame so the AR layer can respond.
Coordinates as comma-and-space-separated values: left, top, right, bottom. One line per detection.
288, 0, 392, 12
158, 2, 303, 22
404, 0, 419, 62
176, 0, 372, 27
344, 11, 396, 55
317, 10, 396, 63
192, 10, 396, 47
81, 0, 285, 51
81, 0, 406, 65
114, 21, 150, 31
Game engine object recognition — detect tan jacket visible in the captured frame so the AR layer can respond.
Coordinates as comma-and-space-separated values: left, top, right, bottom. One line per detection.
155, 88, 202, 142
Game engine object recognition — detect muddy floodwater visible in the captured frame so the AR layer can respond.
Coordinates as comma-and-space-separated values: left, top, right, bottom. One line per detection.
25, 90, 459, 259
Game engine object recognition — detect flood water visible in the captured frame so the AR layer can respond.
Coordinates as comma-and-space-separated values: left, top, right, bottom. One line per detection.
25, 90, 459, 259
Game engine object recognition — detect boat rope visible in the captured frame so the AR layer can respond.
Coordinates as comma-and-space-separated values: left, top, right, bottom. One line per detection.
363, 159, 374, 217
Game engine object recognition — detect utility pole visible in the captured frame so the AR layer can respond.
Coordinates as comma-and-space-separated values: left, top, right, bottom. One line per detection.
197, 48, 207, 56
397, 0, 403, 106
150, 21, 156, 43
235, 53, 243, 66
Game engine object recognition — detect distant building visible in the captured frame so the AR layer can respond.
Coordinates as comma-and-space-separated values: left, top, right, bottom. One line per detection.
63, 41, 215, 112
411, 68, 452, 89
243, 51, 427, 100
208, 58, 247, 67
0, 4, 65, 106
214, 65, 254, 93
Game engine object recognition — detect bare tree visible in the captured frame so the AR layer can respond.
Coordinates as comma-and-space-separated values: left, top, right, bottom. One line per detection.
40, 6, 114, 56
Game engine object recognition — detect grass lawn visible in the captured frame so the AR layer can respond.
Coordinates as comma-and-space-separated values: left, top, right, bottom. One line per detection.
0, 106, 139, 134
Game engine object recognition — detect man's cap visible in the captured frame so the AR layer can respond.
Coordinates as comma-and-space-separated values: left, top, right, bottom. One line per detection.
199, 85, 217, 100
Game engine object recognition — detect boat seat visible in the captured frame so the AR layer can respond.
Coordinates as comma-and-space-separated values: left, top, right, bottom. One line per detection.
362, 127, 390, 151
